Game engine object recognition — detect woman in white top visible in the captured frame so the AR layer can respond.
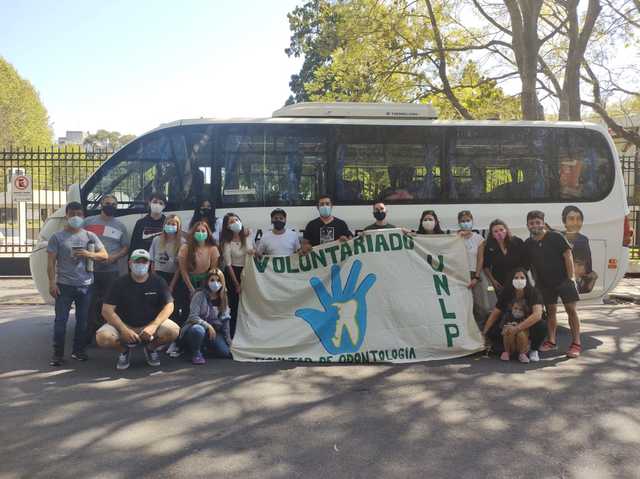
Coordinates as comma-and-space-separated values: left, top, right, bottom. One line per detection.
219, 213, 254, 337
456, 210, 487, 325
149, 214, 184, 292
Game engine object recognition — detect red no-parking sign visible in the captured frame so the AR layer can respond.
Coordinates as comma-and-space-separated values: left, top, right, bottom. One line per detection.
11, 174, 33, 202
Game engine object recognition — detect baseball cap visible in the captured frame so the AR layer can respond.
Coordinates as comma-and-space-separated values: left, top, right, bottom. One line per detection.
130, 249, 151, 261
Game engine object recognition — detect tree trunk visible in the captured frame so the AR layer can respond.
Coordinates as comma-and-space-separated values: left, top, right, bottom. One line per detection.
505, 0, 544, 120
559, 0, 601, 121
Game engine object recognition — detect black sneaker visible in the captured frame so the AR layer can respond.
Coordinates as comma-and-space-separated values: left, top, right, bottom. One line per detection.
71, 351, 89, 361
116, 349, 131, 370
50, 355, 64, 367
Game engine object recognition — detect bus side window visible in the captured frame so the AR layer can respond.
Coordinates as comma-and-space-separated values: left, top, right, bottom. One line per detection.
219, 125, 327, 207
448, 126, 553, 202
335, 125, 442, 203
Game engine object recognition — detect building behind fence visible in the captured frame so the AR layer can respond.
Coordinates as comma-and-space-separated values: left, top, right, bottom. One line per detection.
0, 146, 639, 273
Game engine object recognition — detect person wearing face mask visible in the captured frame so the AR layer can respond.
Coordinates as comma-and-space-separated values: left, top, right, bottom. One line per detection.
83, 195, 130, 342
416, 210, 445, 235
219, 213, 254, 337
301, 195, 352, 254
481, 219, 525, 296
457, 210, 487, 324
256, 208, 301, 256
482, 268, 547, 363
189, 199, 220, 242
363, 201, 397, 231
179, 269, 232, 364
97, 249, 178, 370
177, 221, 221, 321
524, 210, 581, 359
129, 192, 167, 252
47, 202, 108, 366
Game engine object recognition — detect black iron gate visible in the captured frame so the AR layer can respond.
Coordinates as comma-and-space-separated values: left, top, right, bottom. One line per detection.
621, 154, 640, 260
0, 146, 112, 275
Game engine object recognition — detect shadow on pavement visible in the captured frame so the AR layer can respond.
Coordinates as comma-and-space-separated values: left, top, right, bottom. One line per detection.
0, 304, 639, 479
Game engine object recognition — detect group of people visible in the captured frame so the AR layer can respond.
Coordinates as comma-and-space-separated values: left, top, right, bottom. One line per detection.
47, 192, 583, 369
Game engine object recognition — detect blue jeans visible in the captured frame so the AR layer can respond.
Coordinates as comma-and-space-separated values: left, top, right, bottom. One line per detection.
54, 283, 91, 355
183, 324, 231, 358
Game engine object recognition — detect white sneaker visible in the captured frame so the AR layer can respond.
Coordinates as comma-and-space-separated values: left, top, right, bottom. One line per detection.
166, 342, 182, 358
529, 350, 540, 362
116, 350, 131, 370
144, 347, 161, 367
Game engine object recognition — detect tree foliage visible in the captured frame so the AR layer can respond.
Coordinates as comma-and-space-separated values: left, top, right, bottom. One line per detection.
0, 57, 52, 147
83, 129, 136, 150
285, 0, 520, 119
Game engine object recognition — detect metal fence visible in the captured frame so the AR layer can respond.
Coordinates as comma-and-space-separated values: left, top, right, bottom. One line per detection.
621, 154, 640, 260
0, 146, 112, 263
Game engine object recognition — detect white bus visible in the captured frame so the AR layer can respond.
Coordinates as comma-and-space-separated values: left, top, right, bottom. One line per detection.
31, 102, 631, 302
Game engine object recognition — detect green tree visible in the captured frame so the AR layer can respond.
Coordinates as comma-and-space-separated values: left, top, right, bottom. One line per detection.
84, 130, 136, 150
424, 62, 521, 119
0, 57, 52, 147
285, 0, 519, 119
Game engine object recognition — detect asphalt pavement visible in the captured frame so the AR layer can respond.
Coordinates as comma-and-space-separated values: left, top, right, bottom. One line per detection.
1, 285, 640, 478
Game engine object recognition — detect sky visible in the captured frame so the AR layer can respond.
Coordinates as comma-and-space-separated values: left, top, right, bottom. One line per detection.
0, 0, 303, 139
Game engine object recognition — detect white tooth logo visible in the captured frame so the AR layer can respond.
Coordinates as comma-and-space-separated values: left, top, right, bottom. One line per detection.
332, 299, 360, 348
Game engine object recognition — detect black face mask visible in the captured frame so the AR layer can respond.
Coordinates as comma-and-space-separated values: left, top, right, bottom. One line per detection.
273, 220, 286, 231
373, 211, 386, 221
200, 208, 211, 216
102, 204, 117, 216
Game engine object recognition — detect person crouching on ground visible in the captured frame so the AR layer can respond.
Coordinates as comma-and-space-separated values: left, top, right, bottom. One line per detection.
179, 269, 232, 364
97, 249, 179, 370
482, 268, 546, 363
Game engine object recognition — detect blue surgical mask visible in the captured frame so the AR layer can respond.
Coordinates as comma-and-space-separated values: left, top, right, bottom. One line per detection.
229, 221, 242, 233
164, 224, 177, 234
68, 216, 84, 229
131, 263, 149, 276
459, 221, 473, 231
319, 206, 332, 218
208, 281, 222, 292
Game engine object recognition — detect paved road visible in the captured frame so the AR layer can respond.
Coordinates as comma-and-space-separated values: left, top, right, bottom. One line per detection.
1, 303, 639, 479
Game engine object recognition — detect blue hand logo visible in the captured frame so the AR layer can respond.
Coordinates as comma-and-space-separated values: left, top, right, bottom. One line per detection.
295, 259, 376, 355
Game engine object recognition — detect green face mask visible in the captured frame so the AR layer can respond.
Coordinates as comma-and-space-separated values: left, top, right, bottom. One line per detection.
194, 231, 208, 243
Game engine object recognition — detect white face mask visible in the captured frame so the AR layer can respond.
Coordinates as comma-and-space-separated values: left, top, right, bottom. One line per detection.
229, 221, 242, 233
422, 219, 435, 231
131, 263, 149, 276
150, 202, 165, 214
512, 309, 525, 320
512, 278, 527, 290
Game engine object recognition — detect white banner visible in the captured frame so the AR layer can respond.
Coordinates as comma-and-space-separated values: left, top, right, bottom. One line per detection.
232, 230, 484, 363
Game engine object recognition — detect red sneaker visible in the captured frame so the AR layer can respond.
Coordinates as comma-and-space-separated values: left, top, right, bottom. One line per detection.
566, 343, 582, 359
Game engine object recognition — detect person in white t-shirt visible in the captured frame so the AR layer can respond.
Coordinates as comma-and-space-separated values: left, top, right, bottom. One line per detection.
256, 209, 301, 257
457, 210, 487, 325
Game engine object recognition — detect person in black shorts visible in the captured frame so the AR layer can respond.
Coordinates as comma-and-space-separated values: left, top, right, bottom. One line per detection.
524, 210, 581, 358
301, 195, 352, 253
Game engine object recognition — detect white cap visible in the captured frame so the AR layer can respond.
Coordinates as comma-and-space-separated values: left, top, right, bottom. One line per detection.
130, 249, 151, 261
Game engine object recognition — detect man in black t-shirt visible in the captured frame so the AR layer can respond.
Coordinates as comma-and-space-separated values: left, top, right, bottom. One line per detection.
301, 195, 352, 253
129, 192, 167, 252
524, 210, 581, 359
96, 249, 178, 370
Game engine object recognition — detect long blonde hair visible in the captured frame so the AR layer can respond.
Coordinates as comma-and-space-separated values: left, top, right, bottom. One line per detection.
159, 214, 183, 257
206, 268, 229, 313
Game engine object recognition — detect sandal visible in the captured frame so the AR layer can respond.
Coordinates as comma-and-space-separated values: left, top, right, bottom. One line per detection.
539, 340, 557, 352
566, 342, 582, 359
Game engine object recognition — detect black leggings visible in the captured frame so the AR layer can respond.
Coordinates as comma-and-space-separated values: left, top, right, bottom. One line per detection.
225, 265, 243, 338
